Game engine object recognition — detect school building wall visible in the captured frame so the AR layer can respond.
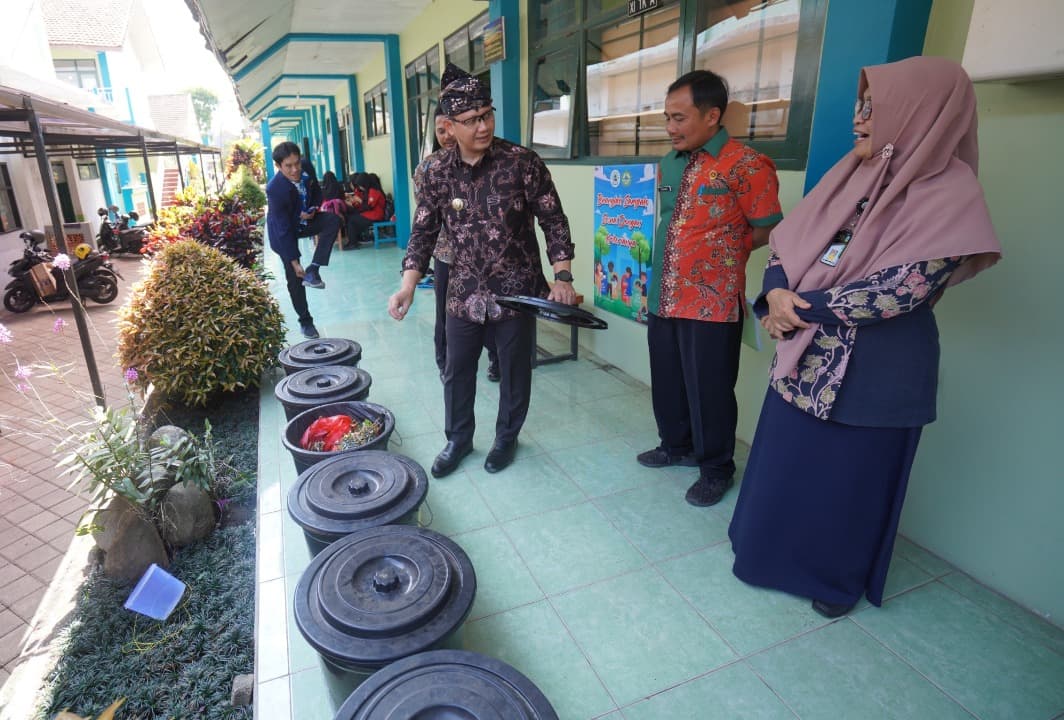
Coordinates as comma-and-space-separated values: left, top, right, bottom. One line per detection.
344, 0, 1061, 625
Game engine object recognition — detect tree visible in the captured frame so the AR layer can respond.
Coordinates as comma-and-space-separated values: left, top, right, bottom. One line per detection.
187, 87, 218, 140
594, 225, 610, 259
631, 230, 652, 275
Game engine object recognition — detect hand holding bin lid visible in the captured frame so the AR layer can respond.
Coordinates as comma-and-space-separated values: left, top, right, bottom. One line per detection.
333, 649, 559, 720
288, 450, 428, 551
279, 337, 362, 376
495, 296, 609, 330
294, 525, 476, 675
275, 364, 373, 421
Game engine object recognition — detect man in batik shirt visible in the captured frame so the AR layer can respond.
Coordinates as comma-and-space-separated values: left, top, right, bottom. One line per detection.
638, 70, 782, 507
389, 63, 576, 478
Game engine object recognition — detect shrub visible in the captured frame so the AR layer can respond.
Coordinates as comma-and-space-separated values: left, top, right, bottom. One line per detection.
224, 137, 265, 183
222, 165, 266, 215
144, 195, 262, 268
116, 240, 285, 406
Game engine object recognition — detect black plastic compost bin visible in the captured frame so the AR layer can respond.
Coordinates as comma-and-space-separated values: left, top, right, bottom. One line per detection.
283, 401, 396, 475
333, 649, 559, 719
279, 337, 362, 376
293, 525, 476, 681
275, 364, 373, 421
288, 450, 428, 553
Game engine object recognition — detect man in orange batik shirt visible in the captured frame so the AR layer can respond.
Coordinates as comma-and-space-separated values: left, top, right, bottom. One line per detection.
637, 69, 782, 508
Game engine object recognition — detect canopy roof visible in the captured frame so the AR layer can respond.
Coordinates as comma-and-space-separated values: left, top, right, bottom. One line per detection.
0, 84, 220, 160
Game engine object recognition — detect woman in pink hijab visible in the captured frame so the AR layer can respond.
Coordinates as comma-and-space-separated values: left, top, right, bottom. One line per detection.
728, 56, 1001, 618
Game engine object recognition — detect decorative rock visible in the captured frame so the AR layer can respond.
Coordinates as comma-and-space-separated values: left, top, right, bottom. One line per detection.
230, 673, 254, 707
103, 510, 169, 582
158, 483, 216, 547
92, 496, 138, 552
147, 425, 191, 495
148, 425, 190, 451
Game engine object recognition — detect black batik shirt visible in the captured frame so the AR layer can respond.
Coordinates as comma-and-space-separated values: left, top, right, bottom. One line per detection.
402, 138, 574, 323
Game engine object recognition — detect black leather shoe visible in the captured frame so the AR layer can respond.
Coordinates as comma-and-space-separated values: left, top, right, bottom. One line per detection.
637, 446, 698, 468
431, 441, 472, 478
486, 362, 501, 383
484, 439, 517, 473
684, 475, 734, 507
812, 599, 855, 619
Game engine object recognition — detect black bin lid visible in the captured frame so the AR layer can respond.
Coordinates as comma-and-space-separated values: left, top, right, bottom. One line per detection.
294, 526, 476, 672
334, 649, 559, 720
496, 295, 608, 330
288, 450, 428, 541
275, 365, 372, 406
279, 338, 362, 372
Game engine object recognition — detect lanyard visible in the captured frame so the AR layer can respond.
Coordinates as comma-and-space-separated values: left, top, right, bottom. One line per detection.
819, 197, 869, 267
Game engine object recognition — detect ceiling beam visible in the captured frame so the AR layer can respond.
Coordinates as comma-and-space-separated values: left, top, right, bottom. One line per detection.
233, 33, 392, 82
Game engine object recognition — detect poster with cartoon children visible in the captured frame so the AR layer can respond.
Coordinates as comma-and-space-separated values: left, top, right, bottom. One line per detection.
593, 164, 655, 324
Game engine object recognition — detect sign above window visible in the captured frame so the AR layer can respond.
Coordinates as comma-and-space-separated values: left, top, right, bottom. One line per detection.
628, 0, 662, 18
483, 17, 506, 64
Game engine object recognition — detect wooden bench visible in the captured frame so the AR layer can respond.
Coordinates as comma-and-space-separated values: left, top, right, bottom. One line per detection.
531, 289, 585, 368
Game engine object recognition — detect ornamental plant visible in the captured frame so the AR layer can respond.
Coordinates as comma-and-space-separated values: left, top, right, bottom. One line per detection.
115, 239, 285, 406
222, 164, 266, 215
224, 136, 265, 182
144, 194, 263, 269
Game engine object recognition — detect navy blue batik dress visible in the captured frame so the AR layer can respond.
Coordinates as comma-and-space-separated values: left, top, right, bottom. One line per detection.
728, 253, 963, 606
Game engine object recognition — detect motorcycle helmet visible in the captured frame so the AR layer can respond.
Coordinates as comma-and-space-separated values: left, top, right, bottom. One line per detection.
74, 243, 93, 260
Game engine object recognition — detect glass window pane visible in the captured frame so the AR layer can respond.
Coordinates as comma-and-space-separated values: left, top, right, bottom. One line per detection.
445, 31, 470, 69
588, 0, 628, 16
533, 0, 578, 44
586, 7, 679, 157
695, 0, 800, 141
470, 11, 489, 73
530, 49, 577, 157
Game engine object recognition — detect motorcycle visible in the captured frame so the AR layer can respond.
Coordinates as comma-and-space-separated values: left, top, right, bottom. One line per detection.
96, 206, 148, 255
3, 231, 123, 313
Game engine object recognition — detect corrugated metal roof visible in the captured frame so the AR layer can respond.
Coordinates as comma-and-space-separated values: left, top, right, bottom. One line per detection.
42, 0, 136, 49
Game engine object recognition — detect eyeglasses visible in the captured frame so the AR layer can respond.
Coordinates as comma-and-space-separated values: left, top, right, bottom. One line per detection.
854, 97, 872, 121
452, 108, 496, 128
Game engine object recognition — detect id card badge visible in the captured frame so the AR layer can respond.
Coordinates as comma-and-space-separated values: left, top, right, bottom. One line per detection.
820, 243, 847, 267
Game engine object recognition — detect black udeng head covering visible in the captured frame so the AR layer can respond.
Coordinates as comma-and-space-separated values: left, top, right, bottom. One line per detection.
439, 62, 492, 117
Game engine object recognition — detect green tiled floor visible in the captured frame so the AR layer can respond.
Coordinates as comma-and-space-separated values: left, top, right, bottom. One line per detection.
254, 241, 1064, 720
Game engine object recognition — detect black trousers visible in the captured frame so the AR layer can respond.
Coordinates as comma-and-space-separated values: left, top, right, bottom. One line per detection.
345, 214, 375, 245
433, 259, 497, 373
647, 312, 742, 480
443, 313, 533, 447
283, 211, 340, 325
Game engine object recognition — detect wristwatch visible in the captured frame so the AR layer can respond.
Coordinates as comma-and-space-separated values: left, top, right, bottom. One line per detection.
554, 269, 574, 282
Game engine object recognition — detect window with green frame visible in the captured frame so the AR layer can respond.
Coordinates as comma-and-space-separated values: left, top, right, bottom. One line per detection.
406, 45, 442, 170
0, 163, 22, 233
528, 0, 826, 169
363, 81, 389, 139
444, 11, 490, 79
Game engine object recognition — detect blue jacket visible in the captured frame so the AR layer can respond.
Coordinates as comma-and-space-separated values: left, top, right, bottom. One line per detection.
266, 172, 302, 262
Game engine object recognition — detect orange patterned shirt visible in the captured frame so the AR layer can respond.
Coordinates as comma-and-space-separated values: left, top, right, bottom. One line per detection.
649, 129, 782, 322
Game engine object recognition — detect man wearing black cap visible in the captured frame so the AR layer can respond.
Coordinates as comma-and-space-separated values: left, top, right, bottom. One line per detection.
388, 63, 577, 478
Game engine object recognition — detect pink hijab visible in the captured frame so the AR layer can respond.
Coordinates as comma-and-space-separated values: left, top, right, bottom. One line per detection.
770, 56, 1001, 381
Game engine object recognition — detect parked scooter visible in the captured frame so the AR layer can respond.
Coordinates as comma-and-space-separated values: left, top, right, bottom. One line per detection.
96, 206, 148, 254
3, 231, 123, 313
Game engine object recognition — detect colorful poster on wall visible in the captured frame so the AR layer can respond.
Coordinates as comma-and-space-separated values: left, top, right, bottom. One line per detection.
593, 164, 656, 324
